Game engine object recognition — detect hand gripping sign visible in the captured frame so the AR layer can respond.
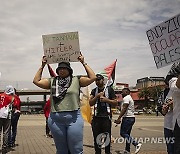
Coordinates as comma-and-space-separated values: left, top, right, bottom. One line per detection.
146, 13, 180, 69
42, 31, 81, 64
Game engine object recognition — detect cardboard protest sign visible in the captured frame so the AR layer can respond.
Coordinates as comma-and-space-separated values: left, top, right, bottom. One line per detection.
146, 13, 180, 69
42, 31, 80, 64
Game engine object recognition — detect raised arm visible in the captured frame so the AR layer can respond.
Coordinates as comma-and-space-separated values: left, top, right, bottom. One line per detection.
33, 56, 50, 89
78, 54, 96, 87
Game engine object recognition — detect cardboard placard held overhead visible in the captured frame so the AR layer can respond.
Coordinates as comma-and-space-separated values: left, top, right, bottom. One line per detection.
146, 13, 180, 69
42, 31, 80, 64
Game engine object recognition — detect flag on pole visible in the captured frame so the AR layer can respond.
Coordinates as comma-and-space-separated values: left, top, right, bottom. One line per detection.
98, 59, 117, 87
80, 86, 92, 124
47, 64, 57, 77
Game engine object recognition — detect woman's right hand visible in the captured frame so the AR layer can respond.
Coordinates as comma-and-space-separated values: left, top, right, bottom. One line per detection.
42, 56, 47, 67
33, 55, 50, 89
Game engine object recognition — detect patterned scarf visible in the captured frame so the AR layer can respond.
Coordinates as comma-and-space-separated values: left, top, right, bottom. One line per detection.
52, 76, 72, 104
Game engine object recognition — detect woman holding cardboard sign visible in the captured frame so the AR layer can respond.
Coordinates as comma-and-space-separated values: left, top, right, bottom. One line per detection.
33, 53, 96, 154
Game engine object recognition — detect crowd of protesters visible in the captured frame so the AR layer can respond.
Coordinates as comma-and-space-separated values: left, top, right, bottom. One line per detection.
0, 59, 180, 154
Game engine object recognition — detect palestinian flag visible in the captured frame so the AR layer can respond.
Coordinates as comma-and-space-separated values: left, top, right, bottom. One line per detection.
98, 59, 117, 87
47, 64, 57, 77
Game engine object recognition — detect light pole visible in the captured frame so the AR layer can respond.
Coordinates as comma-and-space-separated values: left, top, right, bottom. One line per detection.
148, 77, 159, 99
148, 77, 159, 114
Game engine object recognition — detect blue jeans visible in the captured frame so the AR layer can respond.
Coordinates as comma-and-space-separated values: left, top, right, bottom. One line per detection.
48, 109, 84, 154
164, 128, 174, 154
120, 117, 138, 152
8, 112, 20, 145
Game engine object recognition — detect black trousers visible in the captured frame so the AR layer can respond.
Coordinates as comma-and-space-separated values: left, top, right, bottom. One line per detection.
46, 117, 50, 135
174, 121, 180, 154
8, 112, 20, 145
91, 117, 111, 154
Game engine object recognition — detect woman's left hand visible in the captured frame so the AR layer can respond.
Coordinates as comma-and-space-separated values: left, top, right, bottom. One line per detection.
78, 53, 85, 64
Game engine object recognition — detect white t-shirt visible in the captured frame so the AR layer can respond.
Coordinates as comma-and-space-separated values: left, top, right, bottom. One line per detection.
169, 77, 180, 129
122, 95, 135, 117
164, 90, 173, 130
164, 110, 173, 130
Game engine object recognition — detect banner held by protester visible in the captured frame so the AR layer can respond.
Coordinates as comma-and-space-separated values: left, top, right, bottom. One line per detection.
146, 13, 180, 69
42, 31, 81, 64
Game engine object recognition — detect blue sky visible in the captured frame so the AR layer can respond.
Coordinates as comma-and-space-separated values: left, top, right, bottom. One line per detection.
0, 0, 179, 92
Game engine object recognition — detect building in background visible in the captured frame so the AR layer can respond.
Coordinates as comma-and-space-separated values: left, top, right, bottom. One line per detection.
114, 77, 165, 112
136, 77, 165, 89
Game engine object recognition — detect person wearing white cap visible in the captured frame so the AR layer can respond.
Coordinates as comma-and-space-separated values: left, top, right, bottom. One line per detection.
0, 85, 15, 153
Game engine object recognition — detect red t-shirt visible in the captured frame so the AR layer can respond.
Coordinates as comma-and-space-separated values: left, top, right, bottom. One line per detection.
44, 99, 51, 118
13, 95, 21, 110
0, 93, 14, 108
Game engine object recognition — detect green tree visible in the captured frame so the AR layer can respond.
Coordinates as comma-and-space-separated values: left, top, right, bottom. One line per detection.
138, 87, 151, 108
138, 86, 163, 109
149, 86, 162, 102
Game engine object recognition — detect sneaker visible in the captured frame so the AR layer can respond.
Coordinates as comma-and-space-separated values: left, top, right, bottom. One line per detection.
2, 147, 12, 154
46, 134, 53, 138
11, 143, 15, 147
2, 148, 7, 153
8, 143, 15, 148
49, 134, 53, 138
135, 143, 142, 154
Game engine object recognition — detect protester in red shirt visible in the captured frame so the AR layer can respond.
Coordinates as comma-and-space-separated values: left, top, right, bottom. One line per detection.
13, 94, 21, 111
8, 88, 21, 147
0, 85, 15, 152
0, 92, 13, 109
43, 98, 52, 138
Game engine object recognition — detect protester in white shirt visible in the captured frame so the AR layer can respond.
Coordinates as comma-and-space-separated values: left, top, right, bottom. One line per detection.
162, 89, 174, 154
169, 77, 180, 154
114, 88, 141, 154
165, 62, 180, 154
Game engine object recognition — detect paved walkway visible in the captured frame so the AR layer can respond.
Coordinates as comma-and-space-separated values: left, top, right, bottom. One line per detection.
1, 114, 167, 154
